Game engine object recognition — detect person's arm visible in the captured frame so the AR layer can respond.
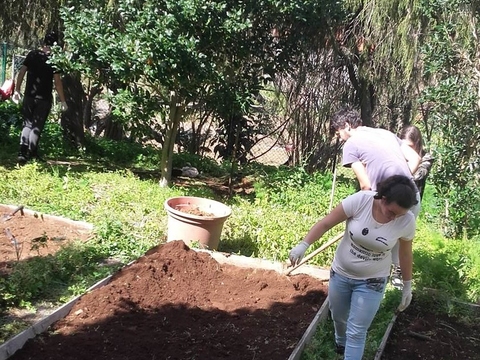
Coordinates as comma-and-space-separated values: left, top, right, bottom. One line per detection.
12, 65, 27, 103
398, 238, 413, 281
398, 238, 413, 311
351, 161, 372, 190
14, 65, 27, 93
289, 203, 348, 265
53, 73, 67, 103
414, 154, 434, 181
401, 141, 421, 174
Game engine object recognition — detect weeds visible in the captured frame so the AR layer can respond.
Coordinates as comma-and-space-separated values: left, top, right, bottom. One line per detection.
5, 229, 22, 261
30, 232, 49, 254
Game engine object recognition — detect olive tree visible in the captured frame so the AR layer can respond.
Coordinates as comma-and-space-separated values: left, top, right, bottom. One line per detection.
0, 0, 63, 47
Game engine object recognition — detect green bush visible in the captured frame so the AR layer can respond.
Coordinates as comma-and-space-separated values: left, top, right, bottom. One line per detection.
81, 134, 161, 167
0, 101, 22, 160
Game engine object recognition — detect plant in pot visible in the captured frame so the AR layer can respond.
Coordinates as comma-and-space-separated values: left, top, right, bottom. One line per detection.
164, 196, 232, 250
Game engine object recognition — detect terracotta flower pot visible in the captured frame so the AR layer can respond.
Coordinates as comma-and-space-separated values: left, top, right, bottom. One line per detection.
164, 196, 232, 250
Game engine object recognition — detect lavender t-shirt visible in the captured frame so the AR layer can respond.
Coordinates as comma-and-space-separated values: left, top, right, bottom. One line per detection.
342, 127, 413, 191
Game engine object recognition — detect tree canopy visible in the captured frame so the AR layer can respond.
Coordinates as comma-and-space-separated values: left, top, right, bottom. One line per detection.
57, 0, 342, 185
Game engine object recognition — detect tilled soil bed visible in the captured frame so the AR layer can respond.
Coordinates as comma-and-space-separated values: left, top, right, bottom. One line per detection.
381, 297, 480, 359
0, 205, 92, 276
10, 241, 328, 360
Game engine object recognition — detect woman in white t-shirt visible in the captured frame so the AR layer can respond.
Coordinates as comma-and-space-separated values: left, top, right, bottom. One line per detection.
289, 175, 418, 360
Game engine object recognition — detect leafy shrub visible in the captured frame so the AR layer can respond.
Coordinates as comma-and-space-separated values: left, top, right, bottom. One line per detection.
40, 121, 81, 158
0, 101, 22, 159
81, 134, 161, 167
419, 3, 480, 238
0, 101, 22, 130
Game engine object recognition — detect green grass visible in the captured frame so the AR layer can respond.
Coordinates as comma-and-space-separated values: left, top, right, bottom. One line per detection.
0, 126, 479, 354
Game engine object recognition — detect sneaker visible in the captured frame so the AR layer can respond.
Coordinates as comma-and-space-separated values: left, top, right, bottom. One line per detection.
391, 265, 404, 290
17, 144, 29, 165
17, 154, 28, 165
335, 343, 345, 355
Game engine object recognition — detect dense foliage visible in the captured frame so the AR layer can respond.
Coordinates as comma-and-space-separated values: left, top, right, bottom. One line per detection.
52, 0, 343, 184
3, 0, 480, 235
418, 0, 480, 238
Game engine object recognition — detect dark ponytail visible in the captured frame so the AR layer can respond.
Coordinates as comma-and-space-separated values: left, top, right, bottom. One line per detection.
374, 175, 418, 209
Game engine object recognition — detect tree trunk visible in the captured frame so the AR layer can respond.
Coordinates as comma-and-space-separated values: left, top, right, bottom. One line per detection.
159, 92, 184, 187
358, 78, 374, 127
83, 84, 102, 130
103, 114, 124, 140
60, 73, 85, 148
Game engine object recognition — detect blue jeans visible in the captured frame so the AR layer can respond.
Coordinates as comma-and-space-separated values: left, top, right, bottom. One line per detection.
329, 269, 387, 360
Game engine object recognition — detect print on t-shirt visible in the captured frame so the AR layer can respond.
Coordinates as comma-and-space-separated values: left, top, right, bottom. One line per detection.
348, 231, 384, 262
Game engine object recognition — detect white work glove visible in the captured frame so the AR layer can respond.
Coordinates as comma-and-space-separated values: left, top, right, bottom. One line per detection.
397, 280, 412, 312
289, 241, 310, 266
61, 102, 68, 112
12, 91, 22, 104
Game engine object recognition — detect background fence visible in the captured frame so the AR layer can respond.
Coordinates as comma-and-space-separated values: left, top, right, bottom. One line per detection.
1, 42, 26, 86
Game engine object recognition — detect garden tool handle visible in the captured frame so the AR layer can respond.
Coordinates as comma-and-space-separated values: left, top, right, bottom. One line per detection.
285, 232, 344, 276
11, 205, 24, 216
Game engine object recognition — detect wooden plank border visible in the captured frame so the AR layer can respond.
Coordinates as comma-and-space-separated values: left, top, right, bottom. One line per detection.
374, 311, 398, 360
0, 204, 94, 232
288, 296, 330, 360
0, 275, 112, 360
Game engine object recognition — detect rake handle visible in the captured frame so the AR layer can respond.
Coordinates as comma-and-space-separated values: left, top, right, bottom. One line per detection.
285, 232, 344, 276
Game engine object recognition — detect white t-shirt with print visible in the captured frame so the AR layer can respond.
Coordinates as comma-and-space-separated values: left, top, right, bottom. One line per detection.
331, 191, 416, 279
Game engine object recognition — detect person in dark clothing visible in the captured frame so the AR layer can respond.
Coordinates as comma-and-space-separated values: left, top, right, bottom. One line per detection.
13, 31, 67, 163
399, 125, 434, 200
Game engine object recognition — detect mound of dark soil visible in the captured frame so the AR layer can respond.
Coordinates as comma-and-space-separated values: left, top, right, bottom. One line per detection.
10, 241, 328, 360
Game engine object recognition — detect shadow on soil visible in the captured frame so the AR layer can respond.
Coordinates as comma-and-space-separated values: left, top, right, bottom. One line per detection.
381, 293, 480, 360
8, 287, 327, 360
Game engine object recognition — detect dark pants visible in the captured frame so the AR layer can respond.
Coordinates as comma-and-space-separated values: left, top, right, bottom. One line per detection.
19, 96, 52, 157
